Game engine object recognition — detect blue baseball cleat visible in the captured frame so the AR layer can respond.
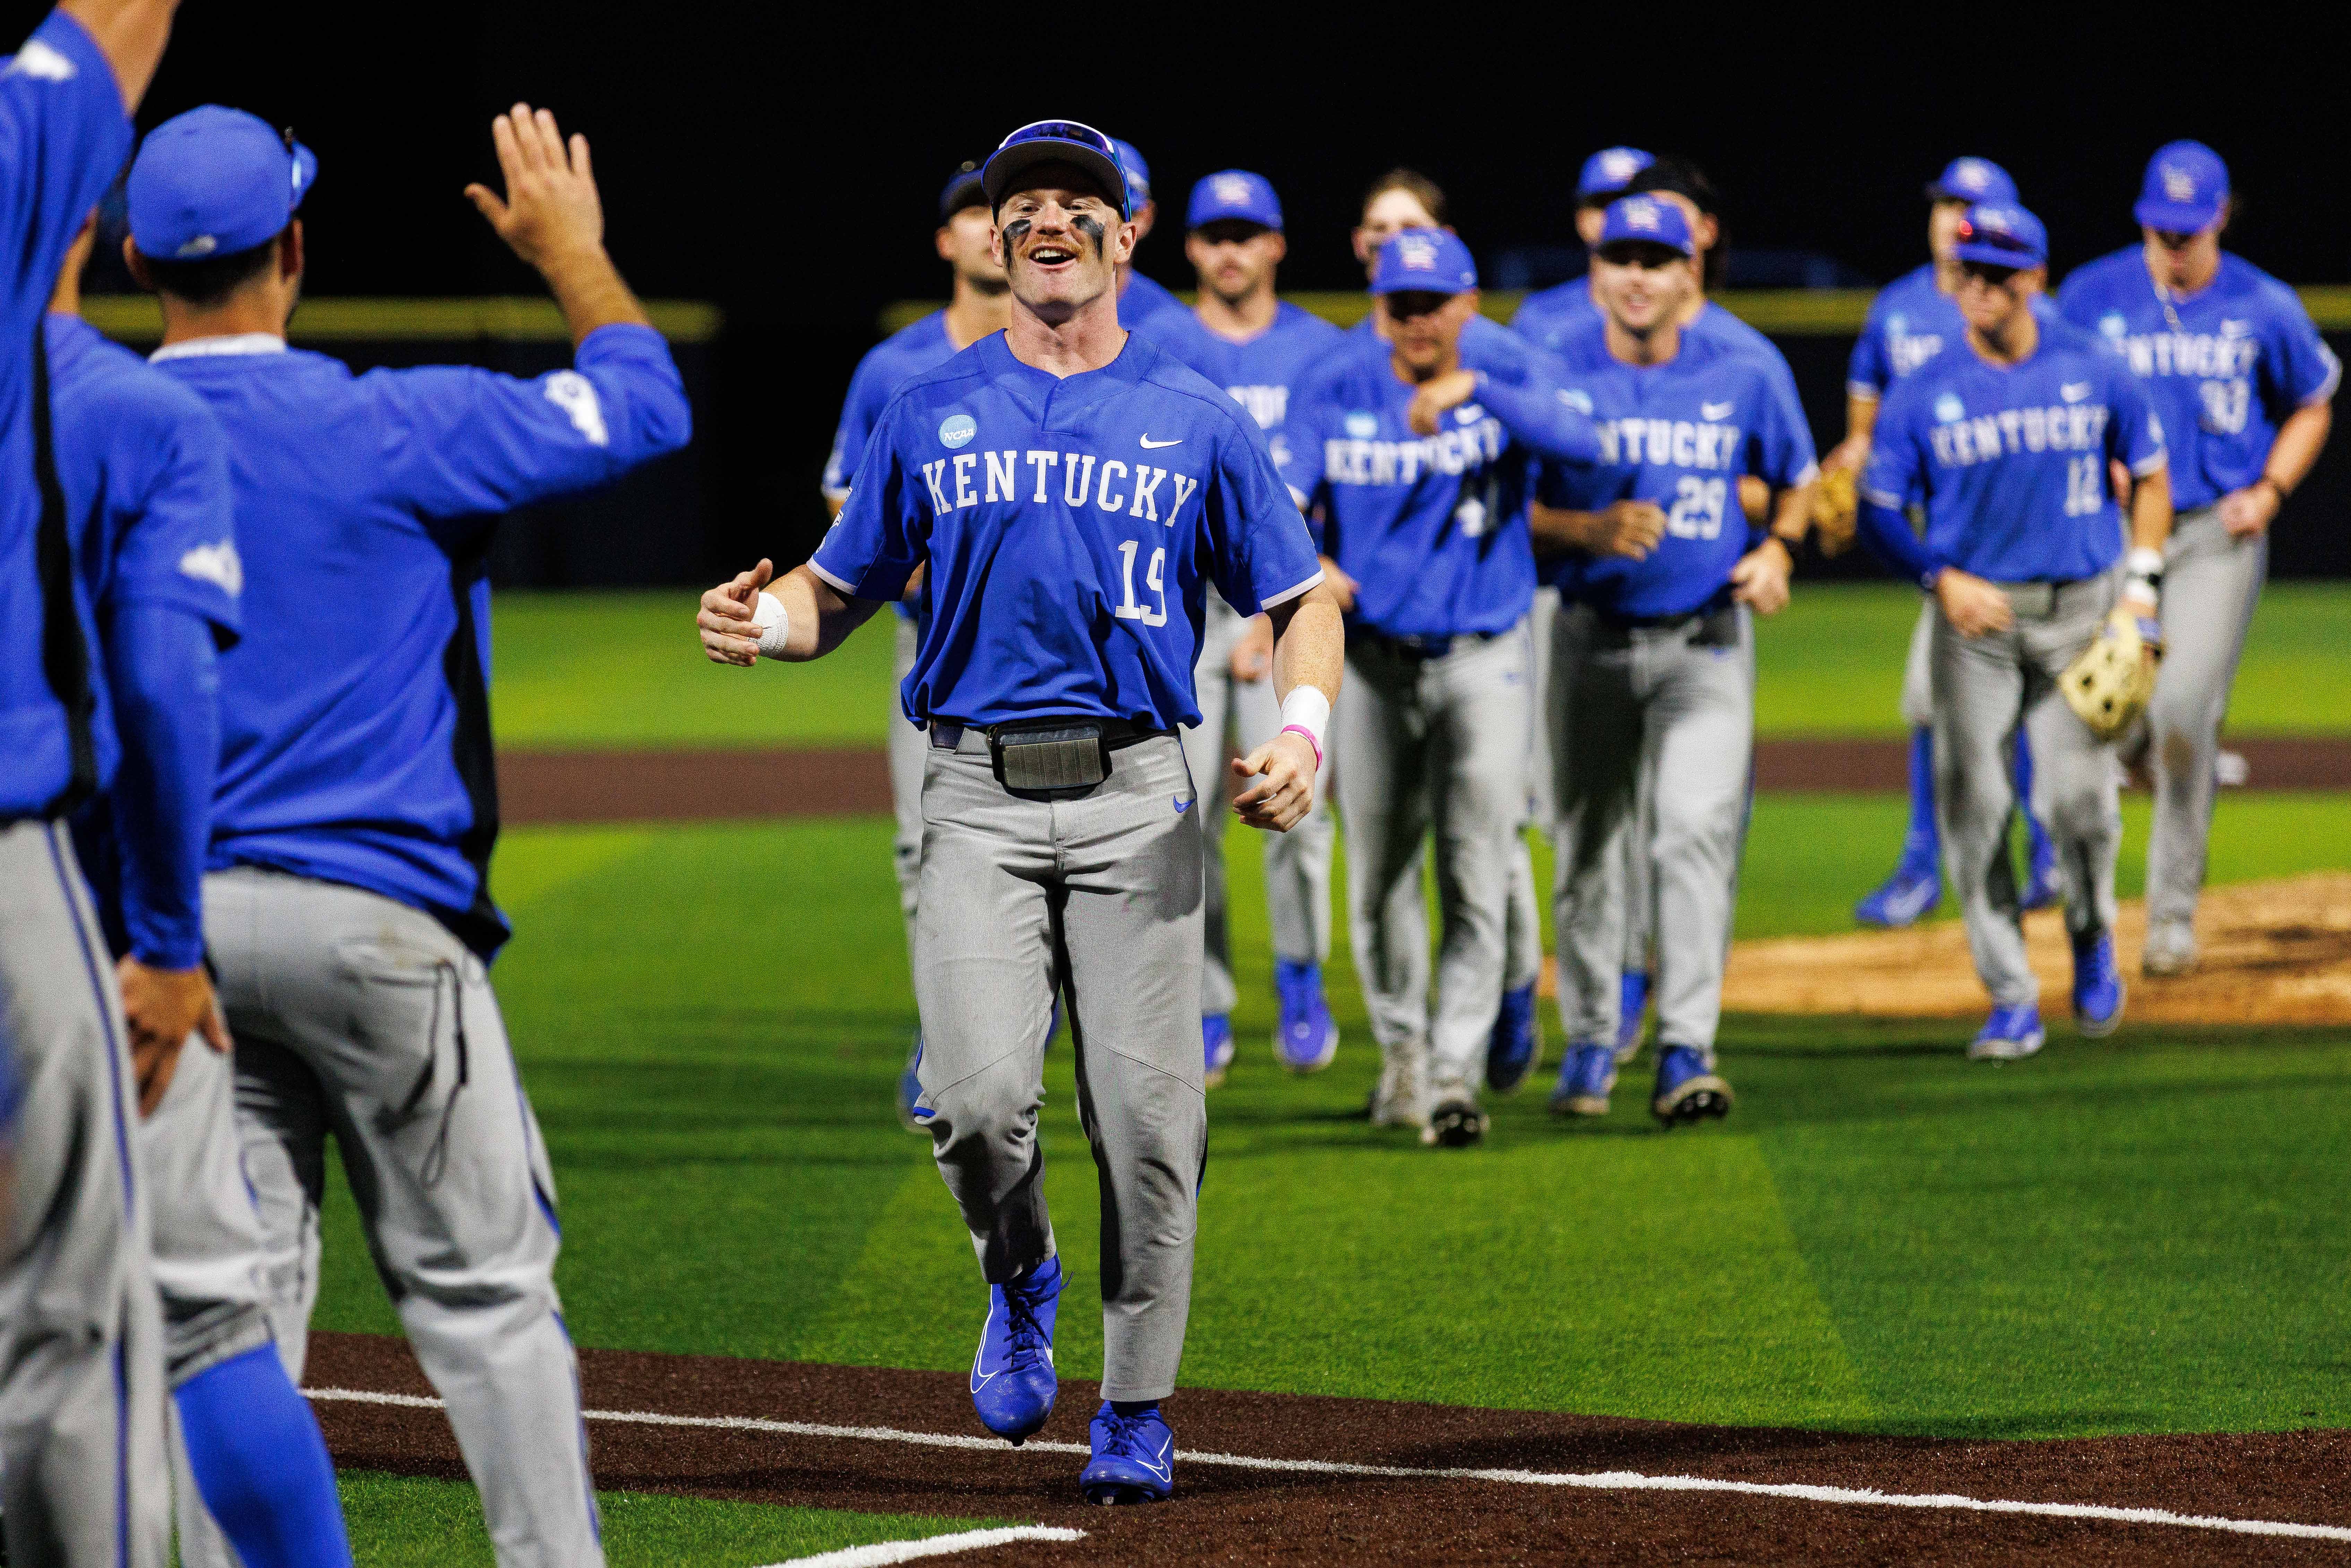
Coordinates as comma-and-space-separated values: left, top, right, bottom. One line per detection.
1855, 858, 1940, 929
1550, 1041, 1615, 1118
2021, 840, 2062, 912
1967, 1002, 2045, 1061
1202, 1014, 1235, 1088
1484, 982, 1541, 1093
1615, 970, 1650, 1063
1273, 958, 1338, 1072
1651, 1044, 1733, 1126
1081, 1402, 1175, 1505
896, 1031, 927, 1133
971, 1256, 1062, 1444
2071, 931, 2125, 1038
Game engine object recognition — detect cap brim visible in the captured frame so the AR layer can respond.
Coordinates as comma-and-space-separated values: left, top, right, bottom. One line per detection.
983, 141, 1126, 216
939, 175, 988, 220
1951, 243, 2042, 269
1370, 277, 1475, 296
2133, 197, 2221, 234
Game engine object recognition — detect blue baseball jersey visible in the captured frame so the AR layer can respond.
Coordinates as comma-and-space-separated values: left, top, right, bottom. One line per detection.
813, 330, 1322, 731
1511, 277, 1598, 355
1531, 298, 1813, 462
1539, 330, 1818, 619
1850, 265, 2060, 399
0, 13, 137, 820
1130, 300, 1345, 477
2057, 249, 2340, 512
824, 311, 961, 501
1118, 270, 1190, 335
156, 326, 693, 955
1289, 322, 1599, 640
1863, 321, 2166, 582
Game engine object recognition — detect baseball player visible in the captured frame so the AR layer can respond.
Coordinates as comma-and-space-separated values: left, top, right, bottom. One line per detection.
1108, 138, 1189, 334
1858, 203, 2171, 1059
2056, 142, 2337, 977
51, 211, 353, 1568
1288, 227, 1600, 1147
1134, 170, 1346, 1082
126, 104, 692, 1567
698, 119, 1338, 1505
1339, 170, 1550, 1092
0, 7, 183, 1565
1512, 146, 1654, 350
822, 159, 1010, 1127
1538, 195, 1816, 1124
1831, 157, 2061, 930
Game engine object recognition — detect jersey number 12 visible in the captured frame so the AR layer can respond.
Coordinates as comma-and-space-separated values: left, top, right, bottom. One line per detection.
2062, 454, 2103, 517
1116, 540, 1168, 627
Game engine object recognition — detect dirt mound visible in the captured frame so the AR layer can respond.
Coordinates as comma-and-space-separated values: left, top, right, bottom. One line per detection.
1722, 873, 2351, 1025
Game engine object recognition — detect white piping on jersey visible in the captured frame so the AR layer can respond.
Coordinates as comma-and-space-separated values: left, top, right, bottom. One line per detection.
149, 334, 288, 363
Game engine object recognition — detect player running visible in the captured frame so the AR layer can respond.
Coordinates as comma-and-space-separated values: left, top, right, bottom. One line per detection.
1538, 196, 1815, 1124
1288, 228, 1600, 1146
51, 208, 353, 1568
1830, 157, 2062, 931
1858, 203, 2171, 1059
2056, 142, 2337, 977
131, 104, 691, 1566
821, 159, 1010, 1128
1136, 170, 1346, 1082
0, 6, 183, 1563
698, 119, 1339, 1505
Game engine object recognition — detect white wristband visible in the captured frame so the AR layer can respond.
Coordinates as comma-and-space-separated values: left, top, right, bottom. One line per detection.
753, 591, 790, 660
1278, 686, 1330, 765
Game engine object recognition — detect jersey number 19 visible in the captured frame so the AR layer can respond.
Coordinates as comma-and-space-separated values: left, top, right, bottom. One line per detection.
1115, 540, 1169, 627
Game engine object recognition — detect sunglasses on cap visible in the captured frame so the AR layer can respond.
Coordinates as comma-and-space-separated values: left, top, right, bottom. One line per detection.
997, 119, 1117, 161
1953, 217, 2035, 257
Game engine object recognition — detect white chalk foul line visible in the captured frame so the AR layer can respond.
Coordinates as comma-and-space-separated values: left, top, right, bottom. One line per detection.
754, 1524, 1087, 1568
307, 1387, 2351, 1544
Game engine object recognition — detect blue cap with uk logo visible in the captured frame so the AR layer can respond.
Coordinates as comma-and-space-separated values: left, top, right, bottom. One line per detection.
1109, 138, 1152, 213
2134, 140, 2228, 234
1951, 203, 2047, 268
1925, 156, 2017, 206
127, 105, 317, 261
1370, 227, 1477, 295
1596, 194, 1696, 257
980, 119, 1131, 218
1576, 146, 1653, 203
1186, 169, 1282, 231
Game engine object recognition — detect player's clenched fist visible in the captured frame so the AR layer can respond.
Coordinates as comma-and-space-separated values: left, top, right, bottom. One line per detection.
1229, 731, 1319, 833
699, 558, 773, 666
1405, 368, 1480, 437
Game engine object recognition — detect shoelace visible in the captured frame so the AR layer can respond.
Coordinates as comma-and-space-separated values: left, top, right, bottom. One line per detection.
1002, 1275, 1051, 1366
1098, 1409, 1160, 1459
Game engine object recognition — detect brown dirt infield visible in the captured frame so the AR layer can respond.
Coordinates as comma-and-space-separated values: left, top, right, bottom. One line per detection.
307, 1332, 2351, 1564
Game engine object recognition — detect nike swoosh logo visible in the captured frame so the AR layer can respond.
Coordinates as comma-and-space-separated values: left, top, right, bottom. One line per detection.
1701, 402, 1734, 420
1174, 796, 1193, 813
971, 1300, 998, 1393
1140, 435, 1182, 448
1138, 1436, 1174, 1482
2061, 383, 2091, 402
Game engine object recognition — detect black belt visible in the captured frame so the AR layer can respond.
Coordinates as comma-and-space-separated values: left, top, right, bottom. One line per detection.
1351, 625, 1500, 662
928, 716, 1167, 751
1588, 602, 1741, 650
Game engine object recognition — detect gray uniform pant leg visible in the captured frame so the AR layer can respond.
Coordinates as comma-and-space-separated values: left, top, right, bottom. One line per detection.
889, 613, 927, 959
1232, 647, 1336, 967
1931, 581, 2122, 1007
1336, 623, 1529, 1086
1501, 589, 1557, 993
1901, 598, 1937, 731
0, 819, 171, 1568
911, 735, 1206, 1403
1550, 602, 1637, 1048
2145, 506, 2265, 931
207, 868, 604, 1568
1183, 594, 1243, 1016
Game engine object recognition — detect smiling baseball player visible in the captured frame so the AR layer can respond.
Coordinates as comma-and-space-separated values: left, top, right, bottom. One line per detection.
698, 119, 1339, 1505
2056, 143, 2337, 978
1859, 203, 2172, 1059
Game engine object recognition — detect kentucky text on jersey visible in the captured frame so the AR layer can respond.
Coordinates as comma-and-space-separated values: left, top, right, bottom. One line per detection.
1592, 414, 1745, 471
2103, 325, 2261, 379
1927, 399, 2109, 466
918, 448, 1200, 523
1321, 406, 1504, 491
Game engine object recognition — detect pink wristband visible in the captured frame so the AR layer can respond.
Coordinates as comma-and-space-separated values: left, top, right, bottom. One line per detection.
1281, 724, 1323, 767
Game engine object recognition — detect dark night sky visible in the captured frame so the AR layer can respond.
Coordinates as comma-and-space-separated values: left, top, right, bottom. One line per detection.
25, 2, 2350, 563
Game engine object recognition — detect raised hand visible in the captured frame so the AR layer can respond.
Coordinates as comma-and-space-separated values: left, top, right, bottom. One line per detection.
464, 103, 605, 273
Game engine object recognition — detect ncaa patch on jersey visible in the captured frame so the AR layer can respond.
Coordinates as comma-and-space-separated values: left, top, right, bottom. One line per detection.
1344, 412, 1378, 439
1935, 392, 1966, 424
939, 413, 978, 449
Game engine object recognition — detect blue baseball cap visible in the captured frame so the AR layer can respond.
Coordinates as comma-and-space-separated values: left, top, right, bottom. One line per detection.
1951, 203, 2047, 269
1576, 146, 1653, 204
1109, 138, 1151, 214
1595, 194, 1696, 257
1187, 169, 1281, 231
1925, 156, 2017, 206
2135, 140, 2228, 234
127, 105, 316, 261
1370, 227, 1476, 295
981, 120, 1130, 218
938, 159, 987, 222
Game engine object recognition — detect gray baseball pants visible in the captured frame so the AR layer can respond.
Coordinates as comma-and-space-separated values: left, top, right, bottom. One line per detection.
1181, 592, 1338, 1018
909, 731, 1206, 1403
889, 612, 926, 957
0, 818, 171, 1568
2144, 506, 2265, 934
1500, 589, 1555, 997
1549, 604, 1753, 1062
1335, 621, 1531, 1088
1929, 577, 2121, 1008
206, 866, 605, 1568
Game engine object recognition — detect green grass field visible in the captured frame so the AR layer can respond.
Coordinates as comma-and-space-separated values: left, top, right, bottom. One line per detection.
488, 582, 2351, 750
315, 584, 2350, 1561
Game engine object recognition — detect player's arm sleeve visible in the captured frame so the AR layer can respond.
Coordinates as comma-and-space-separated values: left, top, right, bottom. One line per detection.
2267, 295, 2341, 413
1846, 309, 1890, 400
1856, 414, 1942, 588
108, 390, 242, 641
99, 601, 216, 970
375, 323, 694, 523
822, 355, 883, 503
1205, 415, 1323, 615
1474, 361, 1602, 463
808, 405, 924, 601
0, 12, 134, 303
2108, 365, 2168, 477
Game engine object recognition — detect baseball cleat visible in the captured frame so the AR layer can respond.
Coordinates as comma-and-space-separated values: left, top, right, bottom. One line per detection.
896, 1032, 928, 1132
1967, 1002, 2045, 1061
2071, 931, 2125, 1037
1614, 970, 1650, 1063
2142, 919, 2198, 977
1423, 1082, 1488, 1148
1551, 1042, 1616, 1117
1484, 982, 1541, 1093
1081, 1402, 1174, 1505
1274, 958, 1339, 1072
970, 1256, 1062, 1444
1651, 1045, 1733, 1126
1367, 1046, 1431, 1130
2021, 841, 2062, 913
1202, 1014, 1235, 1088
1854, 860, 1940, 929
